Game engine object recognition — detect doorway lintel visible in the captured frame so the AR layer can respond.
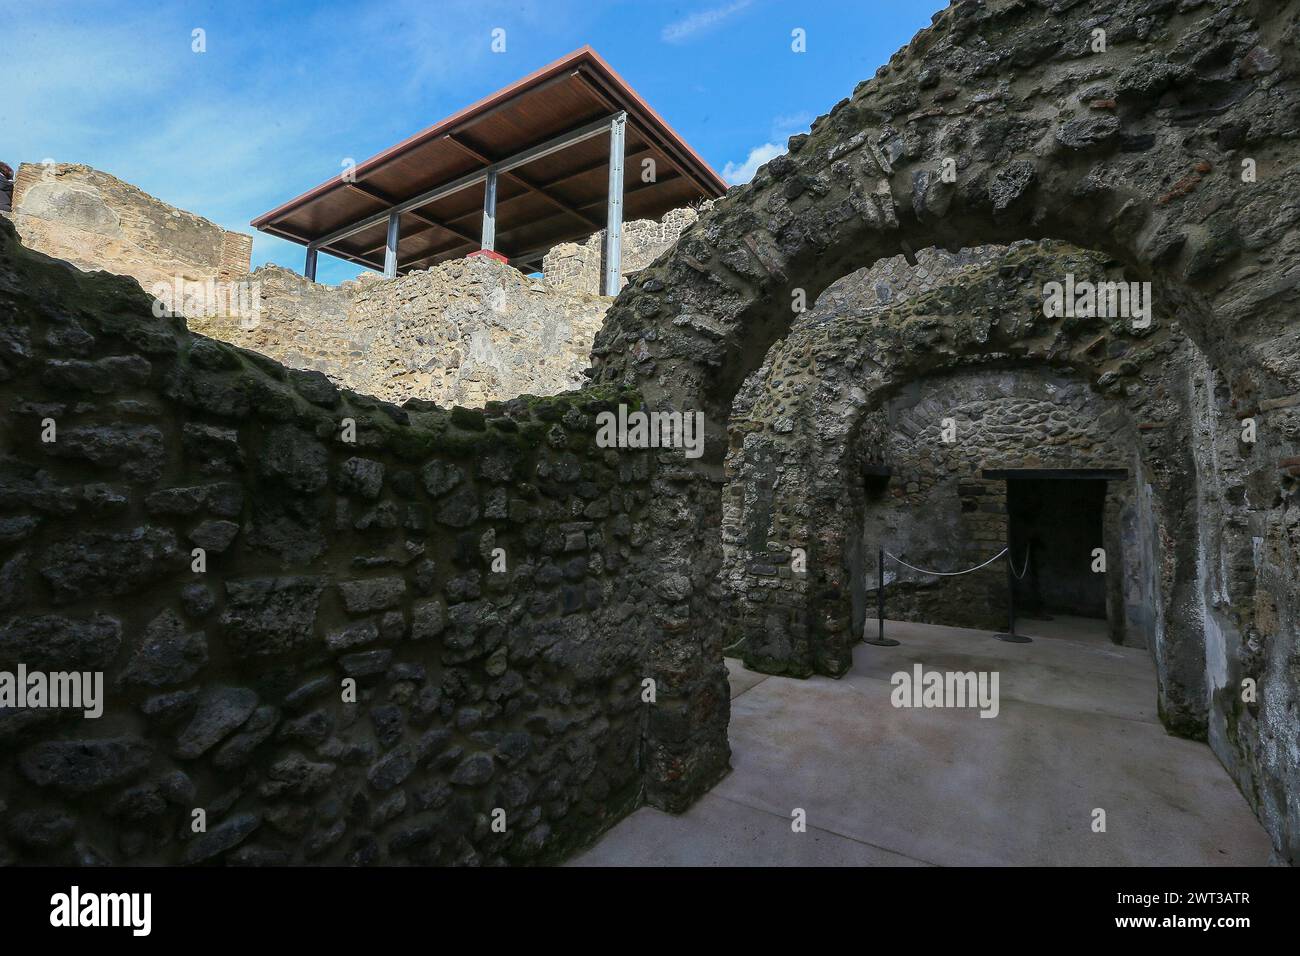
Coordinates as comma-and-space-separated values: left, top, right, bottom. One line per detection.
982, 467, 1129, 480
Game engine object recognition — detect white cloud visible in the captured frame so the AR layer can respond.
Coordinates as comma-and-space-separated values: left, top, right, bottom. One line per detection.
722, 142, 785, 185
771, 112, 814, 139
0, 0, 523, 276
661, 0, 752, 44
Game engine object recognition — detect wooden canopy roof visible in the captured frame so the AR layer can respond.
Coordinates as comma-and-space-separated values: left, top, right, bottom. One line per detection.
250, 47, 728, 274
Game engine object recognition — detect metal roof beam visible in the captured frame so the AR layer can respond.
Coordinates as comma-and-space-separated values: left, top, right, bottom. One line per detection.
490, 170, 685, 249
311, 113, 621, 255
444, 132, 603, 231
334, 144, 662, 249
399, 239, 480, 271
571, 68, 715, 197
343, 181, 481, 248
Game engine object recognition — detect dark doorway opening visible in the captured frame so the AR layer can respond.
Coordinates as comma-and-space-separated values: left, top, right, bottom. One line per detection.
1006, 477, 1107, 619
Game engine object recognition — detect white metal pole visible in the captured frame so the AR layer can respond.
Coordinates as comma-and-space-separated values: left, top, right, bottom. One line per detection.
603, 112, 627, 296
384, 211, 400, 278
481, 170, 498, 251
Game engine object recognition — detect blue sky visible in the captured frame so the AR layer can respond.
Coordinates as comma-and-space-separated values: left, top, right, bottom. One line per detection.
1, 0, 939, 284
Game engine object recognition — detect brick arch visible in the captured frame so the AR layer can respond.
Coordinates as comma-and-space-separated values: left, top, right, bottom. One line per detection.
591, 0, 1300, 854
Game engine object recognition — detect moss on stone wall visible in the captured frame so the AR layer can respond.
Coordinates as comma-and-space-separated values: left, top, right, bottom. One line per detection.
0, 216, 659, 865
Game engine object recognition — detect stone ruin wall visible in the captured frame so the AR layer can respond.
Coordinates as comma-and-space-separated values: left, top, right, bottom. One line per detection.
2, 162, 711, 411
0, 216, 663, 865
852, 369, 1138, 634
723, 240, 1201, 688
187, 201, 712, 407
723, 245, 1025, 653
6, 0, 1300, 866
590, 0, 1300, 861
4, 163, 253, 291
542, 203, 713, 295
187, 258, 610, 409
853, 367, 1152, 642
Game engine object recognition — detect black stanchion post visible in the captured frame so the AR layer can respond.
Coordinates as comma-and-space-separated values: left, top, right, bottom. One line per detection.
1008, 558, 1017, 632
995, 546, 1032, 644
866, 546, 899, 647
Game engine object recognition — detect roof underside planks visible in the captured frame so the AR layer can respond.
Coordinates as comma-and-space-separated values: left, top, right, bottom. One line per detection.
251, 46, 727, 274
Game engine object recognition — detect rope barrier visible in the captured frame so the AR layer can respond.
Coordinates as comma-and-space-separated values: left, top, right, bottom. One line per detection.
871, 544, 1038, 646
1009, 544, 1031, 580
884, 547, 1008, 577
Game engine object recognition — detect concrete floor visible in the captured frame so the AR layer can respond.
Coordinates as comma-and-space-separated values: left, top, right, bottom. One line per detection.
573, 617, 1273, 866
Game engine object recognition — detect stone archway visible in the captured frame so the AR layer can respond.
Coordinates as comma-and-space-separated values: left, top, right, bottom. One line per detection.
589, 0, 1300, 859
723, 241, 1202, 726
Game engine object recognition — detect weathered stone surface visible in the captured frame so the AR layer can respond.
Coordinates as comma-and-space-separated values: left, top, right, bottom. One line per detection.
174, 686, 258, 759
42, 424, 165, 481
180, 812, 260, 864
410, 598, 446, 641
246, 496, 325, 563
219, 577, 324, 659
574, 0, 1300, 853
324, 619, 379, 653
288, 368, 338, 407
543, 204, 710, 295
108, 784, 168, 822
6, 0, 1297, 869
19, 737, 153, 793
0, 550, 28, 612
367, 745, 414, 791
122, 609, 208, 687
42, 354, 151, 394
212, 705, 279, 769
338, 649, 392, 678
188, 518, 239, 552
370, 704, 404, 749
182, 422, 244, 474
337, 457, 384, 499
8, 162, 251, 293
435, 487, 480, 527
39, 527, 180, 600
189, 256, 608, 409
0, 514, 40, 544
450, 752, 495, 787
420, 460, 462, 497
7, 808, 76, 849
140, 690, 197, 724
180, 583, 216, 619
0, 612, 121, 670
989, 161, 1036, 213
1055, 114, 1121, 150
337, 576, 405, 615
260, 752, 336, 798
259, 425, 329, 493
278, 708, 332, 744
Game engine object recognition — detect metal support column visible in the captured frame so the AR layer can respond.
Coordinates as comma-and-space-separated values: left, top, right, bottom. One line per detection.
383, 211, 400, 278
996, 544, 1032, 643
304, 245, 318, 282
602, 112, 627, 296
866, 547, 900, 647
481, 170, 498, 251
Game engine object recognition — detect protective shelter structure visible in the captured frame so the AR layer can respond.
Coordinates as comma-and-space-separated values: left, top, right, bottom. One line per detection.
250, 46, 728, 293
